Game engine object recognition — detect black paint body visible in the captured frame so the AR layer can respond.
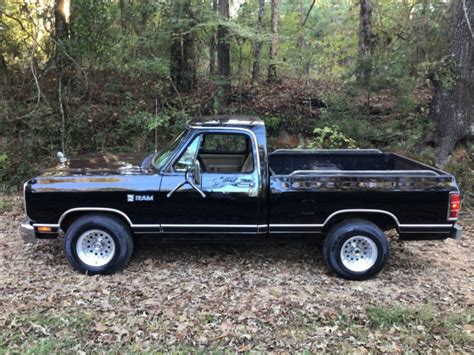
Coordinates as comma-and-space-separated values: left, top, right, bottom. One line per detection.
23, 115, 460, 241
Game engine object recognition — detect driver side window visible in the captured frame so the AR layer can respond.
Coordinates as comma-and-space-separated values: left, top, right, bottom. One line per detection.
174, 135, 202, 172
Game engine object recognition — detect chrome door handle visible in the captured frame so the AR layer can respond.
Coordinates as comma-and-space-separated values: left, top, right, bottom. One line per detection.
237, 182, 255, 188
236, 179, 255, 188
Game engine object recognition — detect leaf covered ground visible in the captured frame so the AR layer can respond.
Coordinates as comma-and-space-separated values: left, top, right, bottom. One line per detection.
0, 195, 473, 353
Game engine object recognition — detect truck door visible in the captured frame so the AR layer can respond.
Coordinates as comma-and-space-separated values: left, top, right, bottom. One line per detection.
158, 129, 260, 234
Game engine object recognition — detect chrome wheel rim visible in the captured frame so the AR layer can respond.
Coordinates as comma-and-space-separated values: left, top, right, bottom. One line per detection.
340, 236, 378, 272
76, 229, 116, 267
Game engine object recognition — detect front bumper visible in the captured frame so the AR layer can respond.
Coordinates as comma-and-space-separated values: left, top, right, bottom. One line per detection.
450, 223, 462, 240
20, 221, 36, 243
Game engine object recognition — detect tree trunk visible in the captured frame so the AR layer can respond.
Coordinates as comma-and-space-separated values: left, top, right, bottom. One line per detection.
119, 0, 127, 35
215, 0, 231, 112
182, 0, 196, 91
431, 0, 473, 166
357, 0, 372, 85
170, 0, 196, 92
251, 0, 265, 85
53, 0, 70, 65
0, 54, 6, 71
267, 0, 278, 82
170, 1, 183, 91
209, 0, 217, 76
0, 1, 6, 76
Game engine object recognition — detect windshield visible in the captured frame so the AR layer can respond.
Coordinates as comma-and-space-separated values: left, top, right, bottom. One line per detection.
151, 130, 187, 171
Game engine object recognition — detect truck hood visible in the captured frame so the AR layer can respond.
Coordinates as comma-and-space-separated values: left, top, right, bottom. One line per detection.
41, 152, 147, 176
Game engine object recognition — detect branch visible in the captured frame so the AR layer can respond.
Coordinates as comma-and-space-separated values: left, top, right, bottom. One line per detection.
48, 37, 89, 97
2, 12, 48, 54
462, 0, 474, 39
302, 0, 316, 27
58, 79, 66, 154
17, 41, 41, 119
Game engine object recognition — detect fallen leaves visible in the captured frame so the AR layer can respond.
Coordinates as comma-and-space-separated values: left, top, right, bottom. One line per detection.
0, 194, 473, 352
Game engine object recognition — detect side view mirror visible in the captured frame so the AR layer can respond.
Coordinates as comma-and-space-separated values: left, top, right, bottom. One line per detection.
185, 159, 202, 185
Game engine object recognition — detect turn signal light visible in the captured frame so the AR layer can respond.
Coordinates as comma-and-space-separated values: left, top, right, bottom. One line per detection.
36, 226, 52, 233
449, 193, 461, 219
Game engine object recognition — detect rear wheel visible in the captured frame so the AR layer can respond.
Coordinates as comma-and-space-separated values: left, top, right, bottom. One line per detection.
64, 215, 133, 275
323, 219, 389, 280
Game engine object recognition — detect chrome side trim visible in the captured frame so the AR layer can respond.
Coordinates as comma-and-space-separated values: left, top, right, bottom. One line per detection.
55, 208, 454, 235
399, 231, 450, 234
58, 208, 134, 227
323, 209, 401, 227
162, 224, 259, 228
270, 224, 323, 227
162, 231, 257, 234
132, 224, 161, 227
399, 224, 452, 228
269, 231, 322, 234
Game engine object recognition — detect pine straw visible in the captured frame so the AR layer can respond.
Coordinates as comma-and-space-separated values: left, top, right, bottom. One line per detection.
0, 195, 472, 353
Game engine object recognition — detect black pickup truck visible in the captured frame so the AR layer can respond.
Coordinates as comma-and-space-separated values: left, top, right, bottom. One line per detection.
21, 115, 462, 280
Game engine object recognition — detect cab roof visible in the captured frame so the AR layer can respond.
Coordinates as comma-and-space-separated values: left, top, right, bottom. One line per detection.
187, 115, 264, 128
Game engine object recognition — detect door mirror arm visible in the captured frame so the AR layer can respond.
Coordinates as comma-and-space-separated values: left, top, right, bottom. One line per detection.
166, 162, 206, 198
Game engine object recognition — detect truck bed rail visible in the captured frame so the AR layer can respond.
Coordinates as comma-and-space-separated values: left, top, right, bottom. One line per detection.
288, 170, 440, 177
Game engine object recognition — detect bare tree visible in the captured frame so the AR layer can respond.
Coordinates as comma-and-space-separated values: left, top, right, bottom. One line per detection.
251, 0, 265, 85
431, 0, 473, 165
267, 0, 278, 82
215, 0, 230, 111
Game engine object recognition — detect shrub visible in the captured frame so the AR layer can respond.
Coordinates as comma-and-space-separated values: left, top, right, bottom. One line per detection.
309, 125, 357, 149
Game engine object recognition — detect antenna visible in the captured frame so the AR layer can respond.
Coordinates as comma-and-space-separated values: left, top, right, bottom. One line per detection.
154, 98, 158, 153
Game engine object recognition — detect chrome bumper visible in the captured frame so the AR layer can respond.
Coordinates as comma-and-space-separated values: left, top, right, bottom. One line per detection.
20, 222, 36, 243
450, 223, 462, 240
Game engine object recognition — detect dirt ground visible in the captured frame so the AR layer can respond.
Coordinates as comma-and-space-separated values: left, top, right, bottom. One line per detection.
0, 194, 473, 353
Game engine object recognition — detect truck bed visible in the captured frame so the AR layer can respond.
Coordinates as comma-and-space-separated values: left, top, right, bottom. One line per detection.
268, 149, 458, 234
269, 149, 447, 177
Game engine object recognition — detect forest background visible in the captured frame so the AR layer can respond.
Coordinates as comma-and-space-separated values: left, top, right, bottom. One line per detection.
0, 0, 472, 205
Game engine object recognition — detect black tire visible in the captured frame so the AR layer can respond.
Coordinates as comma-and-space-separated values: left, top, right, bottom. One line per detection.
63, 214, 134, 275
323, 219, 389, 280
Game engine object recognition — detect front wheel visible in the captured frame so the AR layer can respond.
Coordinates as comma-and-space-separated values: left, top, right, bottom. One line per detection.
64, 215, 133, 275
323, 219, 389, 280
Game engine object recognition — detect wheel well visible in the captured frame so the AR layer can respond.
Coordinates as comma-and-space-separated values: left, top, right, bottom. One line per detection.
322, 212, 398, 233
60, 211, 131, 232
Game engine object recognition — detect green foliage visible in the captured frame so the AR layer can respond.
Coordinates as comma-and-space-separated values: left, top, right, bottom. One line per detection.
0, 0, 466, 193
309, 125, 357, 149
431, 56, 459, 91
444, 148, 474, 209
367, 305, 472, 345
368, 306, 415, 328
263, 116, 282, 134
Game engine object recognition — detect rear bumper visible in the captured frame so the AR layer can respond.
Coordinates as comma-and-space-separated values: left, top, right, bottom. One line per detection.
20, 221, 36, 243
450, 223, 462, 240
399, 222, 462, 240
